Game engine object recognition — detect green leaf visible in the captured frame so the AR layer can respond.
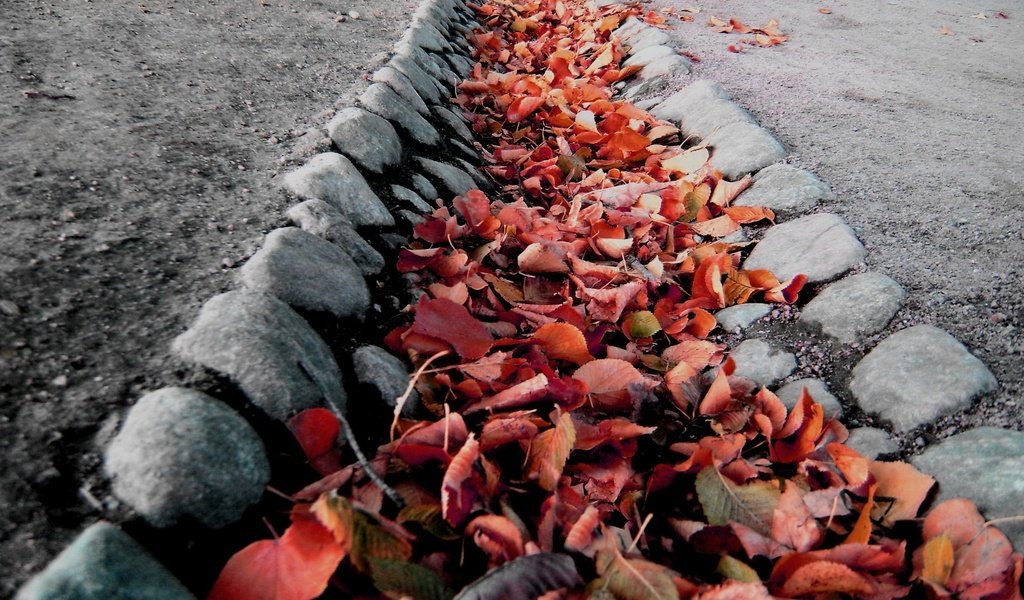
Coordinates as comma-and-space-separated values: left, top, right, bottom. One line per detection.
370, 558, 453, 600
593, 549, 679, 600
695, 466, 780, 536
627, 311, 662, 338
398, 504, 460, 541
717, 555, 761, 583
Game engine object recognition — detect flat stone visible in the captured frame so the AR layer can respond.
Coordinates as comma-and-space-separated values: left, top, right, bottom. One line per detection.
446, 52, 474, 78
239, 228, 370, 320
913, 427, 1024, 549
456, 158, 492, 190
105, 387, 269, 528
431, 105, 475, 144
360, 83, 440, 147
624, 44, 676, 67
326, 107, 402, 174
411, 172, 439, 201
623, 77, 672, 101
391, 184, 434, 213
402, 20, 451, 53
850, 325, 998, 431
626, 27, 671, 52
353, 346, 419, 416
282, 152, 394, 227
680, 98, 755, 142
616, 16, 646, 38
372, 66, 430, 116
715, 303, 770, 331
172, 290, 347, 420
775, 378, 842, 418
634, 96, 664, 111
730, 339, 796, 387
706, 121, 786, 178
845, 427, 898, 459
801, 272, 906, 343
734, 163, 836, 218
285, 200, 385, 276
650, 80, 733, 125
743, 213, 866, 283
398, 209, 426, 227
388, 55, 444, 105
637, 54, 691, 80
15, 522, 194, 600
414, 156, 477, 198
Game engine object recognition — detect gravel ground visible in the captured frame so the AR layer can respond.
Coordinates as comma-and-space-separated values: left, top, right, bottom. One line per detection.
0, 0, 417, 592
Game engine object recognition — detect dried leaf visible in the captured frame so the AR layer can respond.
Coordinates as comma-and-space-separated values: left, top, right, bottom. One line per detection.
452, 553, 582, 600
595, 549, 680, 600
412, 297, 494, 360
920, 534, 954, 587
526, 411, 577, 491
695, 466, 780, 536
868, 461, 934, 526
370, 558, 454, 600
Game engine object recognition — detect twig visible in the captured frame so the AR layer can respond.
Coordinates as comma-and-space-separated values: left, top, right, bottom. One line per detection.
391, 350, 450, 441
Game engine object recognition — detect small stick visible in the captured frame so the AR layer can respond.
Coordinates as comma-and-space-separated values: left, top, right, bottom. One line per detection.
391, 350, 450, 441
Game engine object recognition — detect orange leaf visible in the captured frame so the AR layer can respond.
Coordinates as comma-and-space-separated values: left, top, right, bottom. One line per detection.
441, 434, 481, 526
208, 519, 346, 600
564, 504, 601, 553
532, 322, 593, 365
843, 483, 876, 545
518, 242, 569, 273
526, 411, 576, 491
572, 358, 648, 399
780, 561, 874, 597
507, 96, 546, 123
466, 514, 525, 566
868, 461, 934, 526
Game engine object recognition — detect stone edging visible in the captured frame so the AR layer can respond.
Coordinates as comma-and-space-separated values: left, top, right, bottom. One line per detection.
17, 2, 1020, 597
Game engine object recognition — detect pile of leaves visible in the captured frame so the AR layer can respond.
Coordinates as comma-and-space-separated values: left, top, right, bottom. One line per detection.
207, 1, 1023, 599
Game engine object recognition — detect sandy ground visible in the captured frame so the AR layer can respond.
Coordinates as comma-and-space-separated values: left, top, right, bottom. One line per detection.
0, 0, 417, 592
649, 0, 1024, 437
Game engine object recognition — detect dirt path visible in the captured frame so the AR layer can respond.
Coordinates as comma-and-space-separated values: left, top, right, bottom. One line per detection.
0, 0, 417, 591
652, 0, 1024, 434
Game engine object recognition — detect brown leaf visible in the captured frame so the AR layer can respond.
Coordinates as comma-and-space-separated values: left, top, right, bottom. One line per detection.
526, 411, 576, 491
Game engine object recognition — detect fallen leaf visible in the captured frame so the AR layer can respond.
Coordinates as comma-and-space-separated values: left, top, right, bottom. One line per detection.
532, 322, 593, 365
411, 297, 494, 360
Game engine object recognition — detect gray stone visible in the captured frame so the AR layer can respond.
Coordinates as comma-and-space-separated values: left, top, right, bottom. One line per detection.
616, 16, 646, 39
388, 54, 444, 105
626, 27, 671, 52
446, 52, 474, 78
715, 303, 770, 331
172, 290, 347, 420
634, 96, 664, 111
801, 272, 906, 343
411, 172, 439, 201
850, 325, 998, 431
845, 427, 898, 459
360, 83, 440, 147
679, 98, 755, 141
391, 184, 434, 213
239, 228, 370, 320
706, 121, 786, 178
776, 378, 842, 418
282, 152, 394, 227
913, 427, 1024, 549
105, 387, 269, 528
456, 158, 492, 190
372, 66, 430, 116
326, 107, 402, 174
743, 213, 866, 283
431, 105, 475, 144
650, 80, 733, 124
734, 163, 836, 218
353, 346, 419, 416
398, 209, 426, 227
638, 54, 691, 80
415, 156, 478, 198
624, 44, 676, 68
16, 522, 194, 600
730, 339, 796, 387
403, 20, 451, 53
285, 200, 385, 276
623, 77, 672, 101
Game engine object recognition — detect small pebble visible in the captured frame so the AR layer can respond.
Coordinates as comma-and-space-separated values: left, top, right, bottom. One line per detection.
52, 375, 69, 387
348, 10, 360, 18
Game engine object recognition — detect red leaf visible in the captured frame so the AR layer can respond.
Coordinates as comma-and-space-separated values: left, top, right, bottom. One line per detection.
507, 96, 546, 123
287, 408, 340, 463
467, 514, 526, 567
572, 358, 650, 406
442, 433, 481, 526
411, 297, 494, 360
208, 519, 346, 600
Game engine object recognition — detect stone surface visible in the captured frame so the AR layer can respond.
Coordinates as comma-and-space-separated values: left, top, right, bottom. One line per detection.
624, 44, 676, 67
402, 20, 450, 53
359, 83, 440, 147
431, 105, 475, 144
638, 54, 691, 80
172, 290, 347, 420
743, 213, 866, 283
706, 121, 786, 178
16, 522, 194, 600
845, 427, 898, 459
388, 54, 444, 105
913, 428, 1024, 548
650, 80, 733, 124
411, 172, 439, 201
239, 227, 370, 319
456, 158, 492, 190
678, 98, 755, 141
372, 65, 430, 116
282, 152, 394, 227
801, 272, 906, 343
415, 156, 477, 198
353, 346, 419, 416
734, 163, 836, 218
446, 52, 474, 77
326, 107, 402, 174
626, 27, 671, 52
850, 325, 998, 431
776, 378, 842, 418
730, 339, 796, 387
104, 387, 269, 528
391, 184, 434, 213
285, 200, 385, 276
715, 303, 770, 331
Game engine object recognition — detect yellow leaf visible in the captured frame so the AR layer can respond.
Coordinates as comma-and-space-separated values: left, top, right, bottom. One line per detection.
661, 148, 709, 174
921, 534, 954, 587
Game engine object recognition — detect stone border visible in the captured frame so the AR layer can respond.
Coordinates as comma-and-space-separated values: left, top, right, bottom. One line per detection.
18, 4, 1016, 597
